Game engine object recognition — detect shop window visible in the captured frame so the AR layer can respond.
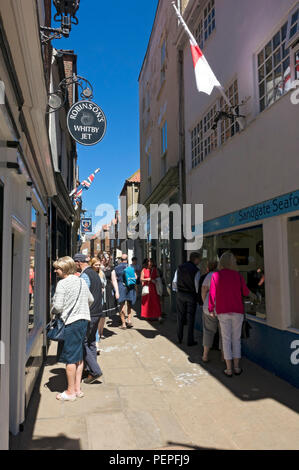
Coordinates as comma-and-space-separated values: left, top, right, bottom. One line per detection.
201, 225, 266, 319
28, 207, 40, 334
288, 216, 299, 329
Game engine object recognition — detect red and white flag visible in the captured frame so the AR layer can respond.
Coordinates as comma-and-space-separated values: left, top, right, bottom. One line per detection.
189, 39, 220, 95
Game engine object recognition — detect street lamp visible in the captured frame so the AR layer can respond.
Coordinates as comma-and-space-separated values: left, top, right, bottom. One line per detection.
40, 0, 80, 45
47, 74, 94, 113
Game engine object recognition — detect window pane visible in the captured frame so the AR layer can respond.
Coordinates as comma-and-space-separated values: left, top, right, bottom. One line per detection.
266, 75, 274, 105
259, 81, 265, 98
295, 50, 299, 79
282, 43, 289, 59
273, 31, 281, 50
260, 97, 265, 112
274, 48, 281, 67
290, 24, 298, 38
258, 65, 265, 82
288, 217, 299, 329
291, 10, 298, 25
281, 22, 288, 41
265, 41, 272, 58
265, 57, 273, 75
258, 50, 264, 66
274, 65, 282, 99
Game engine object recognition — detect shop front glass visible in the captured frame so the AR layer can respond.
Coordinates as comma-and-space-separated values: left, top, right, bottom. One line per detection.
288, 216, 299, 329
201, 225, 266, 319
28, 207, 40, 334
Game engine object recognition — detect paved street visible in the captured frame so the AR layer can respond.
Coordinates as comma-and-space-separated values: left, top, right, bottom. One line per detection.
11, 310, 299, 450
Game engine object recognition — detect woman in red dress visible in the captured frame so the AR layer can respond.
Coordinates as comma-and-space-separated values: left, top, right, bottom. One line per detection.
141, 259, 162, 321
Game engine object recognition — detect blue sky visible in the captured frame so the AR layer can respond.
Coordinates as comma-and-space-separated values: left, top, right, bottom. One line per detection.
53, 1, 158, 232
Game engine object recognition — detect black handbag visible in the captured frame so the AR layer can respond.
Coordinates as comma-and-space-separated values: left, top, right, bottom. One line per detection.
241, 314, 252, 339
238, 273, 252, 339
46, 280, 82, 342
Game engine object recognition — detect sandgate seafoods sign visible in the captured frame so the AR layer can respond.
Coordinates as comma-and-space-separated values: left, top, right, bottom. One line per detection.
193, 190, 299, 235
67, 100, 107, 146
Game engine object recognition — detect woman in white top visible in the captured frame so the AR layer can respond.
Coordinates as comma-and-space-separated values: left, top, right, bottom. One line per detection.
52, 257, 94, 401
201, 261, 222, 363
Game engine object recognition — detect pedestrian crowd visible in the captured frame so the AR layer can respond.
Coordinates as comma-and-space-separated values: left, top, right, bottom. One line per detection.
173, 251, 257, 377
50, 251, 164, 401
49, 248, 256, 401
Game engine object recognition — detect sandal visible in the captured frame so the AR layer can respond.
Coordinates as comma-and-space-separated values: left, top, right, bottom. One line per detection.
56, 391, 76, 401
76, 391, 84, 398
234, 368, 243, 376
119, 325, 127, 330
223, 369, 233, 377
202, 357, 209, 363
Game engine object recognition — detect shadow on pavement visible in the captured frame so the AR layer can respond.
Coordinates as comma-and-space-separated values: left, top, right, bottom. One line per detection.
44, 367, 67, 393
160, 441, 222, 450
133, 328, 162, 339
143, 313, 299, 415
23, 434, 81, 450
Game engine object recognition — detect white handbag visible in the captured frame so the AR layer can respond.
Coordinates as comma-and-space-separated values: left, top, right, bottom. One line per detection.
142, 285, 149, 296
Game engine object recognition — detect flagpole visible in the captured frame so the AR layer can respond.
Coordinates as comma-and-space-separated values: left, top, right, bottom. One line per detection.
172, 2, 244, 130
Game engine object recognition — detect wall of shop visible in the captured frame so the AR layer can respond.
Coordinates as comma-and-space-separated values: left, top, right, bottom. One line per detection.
183, 0, 298, 221
194, 201, 299, 388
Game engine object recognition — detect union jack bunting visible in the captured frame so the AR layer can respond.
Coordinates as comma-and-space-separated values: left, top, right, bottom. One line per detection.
70, 168, 100, 209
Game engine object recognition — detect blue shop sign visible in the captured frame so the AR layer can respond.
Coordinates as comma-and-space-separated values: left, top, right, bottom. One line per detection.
81, 218, 92, 233
198, 190, 299, 235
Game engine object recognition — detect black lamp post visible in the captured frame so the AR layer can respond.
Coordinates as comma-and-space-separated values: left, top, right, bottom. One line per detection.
40, 0, 80, 45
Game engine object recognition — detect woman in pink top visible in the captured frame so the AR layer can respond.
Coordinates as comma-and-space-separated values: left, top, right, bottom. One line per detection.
209, 252, 253, 377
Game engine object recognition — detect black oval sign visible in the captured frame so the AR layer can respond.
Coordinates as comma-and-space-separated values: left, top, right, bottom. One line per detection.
67, 100, 107, 146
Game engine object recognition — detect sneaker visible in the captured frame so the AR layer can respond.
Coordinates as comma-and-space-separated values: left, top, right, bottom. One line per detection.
83, 373, 103, 384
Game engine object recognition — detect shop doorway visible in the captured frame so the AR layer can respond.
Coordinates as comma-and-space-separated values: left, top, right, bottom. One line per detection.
9, 225, 25, 435
0, 182, 3, 376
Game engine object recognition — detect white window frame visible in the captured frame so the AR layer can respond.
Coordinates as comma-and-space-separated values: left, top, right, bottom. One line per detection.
286, 2, 299, 49
256, 5, 299, 114
190, 79, 239, 169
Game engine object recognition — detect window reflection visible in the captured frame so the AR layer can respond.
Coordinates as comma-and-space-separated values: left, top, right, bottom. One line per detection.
201, 226, 266, 319
28, 207, 38, 334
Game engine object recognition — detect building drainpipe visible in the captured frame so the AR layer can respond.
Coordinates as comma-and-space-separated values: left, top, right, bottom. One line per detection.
178, 48, 187, 264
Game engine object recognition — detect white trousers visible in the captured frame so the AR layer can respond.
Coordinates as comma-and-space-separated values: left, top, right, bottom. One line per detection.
218, 313, 244, 361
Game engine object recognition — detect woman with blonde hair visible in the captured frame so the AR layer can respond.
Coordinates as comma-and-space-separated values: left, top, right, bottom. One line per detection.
209, 252, 254, 377
52, 257, 94, 401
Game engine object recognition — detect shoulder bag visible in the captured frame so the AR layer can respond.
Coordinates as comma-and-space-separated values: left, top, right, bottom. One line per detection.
239, 273, 252, 340
46, 279, 83, 342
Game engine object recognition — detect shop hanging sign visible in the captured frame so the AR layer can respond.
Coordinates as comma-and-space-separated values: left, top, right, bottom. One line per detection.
81, 218, 92, 233
67, 100, 107, 146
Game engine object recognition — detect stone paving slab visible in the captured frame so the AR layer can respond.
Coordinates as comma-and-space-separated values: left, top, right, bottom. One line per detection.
10, 311, 299, 450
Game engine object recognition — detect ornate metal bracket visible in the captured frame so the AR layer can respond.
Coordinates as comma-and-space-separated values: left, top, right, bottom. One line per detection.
47, 74, 94, 113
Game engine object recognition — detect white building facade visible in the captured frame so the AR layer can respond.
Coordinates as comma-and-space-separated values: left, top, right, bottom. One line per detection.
0, 0, 64, 449
176, 0, 299, 387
